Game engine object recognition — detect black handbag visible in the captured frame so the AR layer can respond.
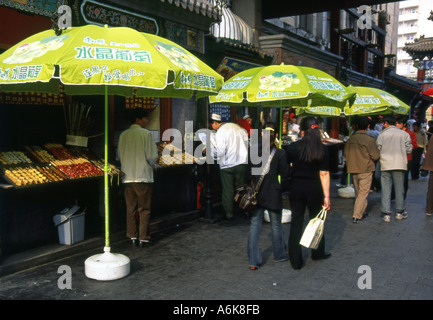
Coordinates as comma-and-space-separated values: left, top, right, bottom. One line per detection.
234, 148, 276, 213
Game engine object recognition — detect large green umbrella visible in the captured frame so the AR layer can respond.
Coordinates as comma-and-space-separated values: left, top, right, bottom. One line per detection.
295, 105, 343, 117
0, 24, 221, 98
296, 86, 410, 194
344, 86, 410, 116
296, 86, 410, 117
209, 63, 355, 146
0, 24, 223, 280
209, 63, 355, 108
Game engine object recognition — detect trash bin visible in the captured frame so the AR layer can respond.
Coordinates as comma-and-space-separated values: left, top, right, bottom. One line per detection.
53, 205, 85, 245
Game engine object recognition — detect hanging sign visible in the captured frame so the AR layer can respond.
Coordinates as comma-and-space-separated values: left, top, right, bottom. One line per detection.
80, 0, 159, 34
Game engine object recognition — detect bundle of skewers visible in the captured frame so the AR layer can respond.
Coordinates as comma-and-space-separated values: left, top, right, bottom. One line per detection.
64, 102, 93, 137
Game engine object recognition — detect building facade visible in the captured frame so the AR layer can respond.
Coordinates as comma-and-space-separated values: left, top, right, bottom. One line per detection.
396, 0, 433, 79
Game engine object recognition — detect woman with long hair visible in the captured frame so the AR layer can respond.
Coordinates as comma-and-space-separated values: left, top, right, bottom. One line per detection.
285, 117, 331, 270
247, 122, 291, 270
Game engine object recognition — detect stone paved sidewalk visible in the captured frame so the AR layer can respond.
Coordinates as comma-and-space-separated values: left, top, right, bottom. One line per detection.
0, 177, 432, 301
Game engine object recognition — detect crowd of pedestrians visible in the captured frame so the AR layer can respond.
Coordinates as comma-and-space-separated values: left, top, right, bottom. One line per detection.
205, 112, 433, 271
117, 110, 432, 272
342, 114, 432, 223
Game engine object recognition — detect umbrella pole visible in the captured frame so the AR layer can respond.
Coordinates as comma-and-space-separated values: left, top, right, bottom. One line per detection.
84, 86, 130, 281
279, 103, 282, 149
337, 116, 355, 199
347, 117, 351, 187
104, 86, 110, 249
278, 103, 283, 183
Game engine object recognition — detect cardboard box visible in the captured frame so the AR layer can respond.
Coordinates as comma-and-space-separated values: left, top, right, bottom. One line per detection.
53, 205, 85, 245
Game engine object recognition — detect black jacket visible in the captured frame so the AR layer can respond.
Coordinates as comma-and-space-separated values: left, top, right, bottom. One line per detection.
251, 146, 290, 212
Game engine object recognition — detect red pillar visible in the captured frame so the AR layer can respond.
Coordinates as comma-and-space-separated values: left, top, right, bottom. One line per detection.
159, 98, 172, 142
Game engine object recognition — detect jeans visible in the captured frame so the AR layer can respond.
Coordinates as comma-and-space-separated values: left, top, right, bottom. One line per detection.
380, 170, 405, 215
247, 206, 288, 268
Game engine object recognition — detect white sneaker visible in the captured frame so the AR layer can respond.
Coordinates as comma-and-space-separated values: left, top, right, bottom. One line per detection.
382, 215, 391, 222
396, 212, 408, 220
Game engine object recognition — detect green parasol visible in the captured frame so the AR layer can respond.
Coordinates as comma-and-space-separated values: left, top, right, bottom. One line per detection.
209, 63, 355, 146
209, 63, 355, 107
0, 24, 223, 280
0, 24, 222, 98
296, 86, 410, 193
296, 86, 410, 117
344, 86, 410, 116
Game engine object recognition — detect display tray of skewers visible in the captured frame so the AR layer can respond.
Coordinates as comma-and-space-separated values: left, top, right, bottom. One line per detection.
321, 138, 344, 146
0, 143, 120, 189
156, 143, 199, 168
320, 131, 344, 146
1, 164, 68, 188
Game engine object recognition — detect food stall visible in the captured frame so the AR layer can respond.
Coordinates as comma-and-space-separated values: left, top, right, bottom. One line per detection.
0, 139, 122, 255
280, 108, 343, 147
0, 93, 210, 258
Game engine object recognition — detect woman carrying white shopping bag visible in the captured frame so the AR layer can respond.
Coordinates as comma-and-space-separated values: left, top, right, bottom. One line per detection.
299, 208, 327, 250
285, 117, 331, 270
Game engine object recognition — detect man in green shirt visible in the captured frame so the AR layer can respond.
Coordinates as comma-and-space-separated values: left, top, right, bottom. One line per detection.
344, 116, 380, 223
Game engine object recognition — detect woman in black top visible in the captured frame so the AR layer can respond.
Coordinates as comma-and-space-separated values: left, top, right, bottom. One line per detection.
247, 122, 291, 270
285, 117, 331, 270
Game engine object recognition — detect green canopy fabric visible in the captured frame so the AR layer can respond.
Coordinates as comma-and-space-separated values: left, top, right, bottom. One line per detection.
0, 24, 223, 99
296, 86, 410, 117
209, 63, 355, 108
344, 86, 410, 116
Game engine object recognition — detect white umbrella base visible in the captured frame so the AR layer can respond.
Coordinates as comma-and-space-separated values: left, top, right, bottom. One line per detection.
338, 186, 355, 199
85, 247, 130, 281
264, 209, 292, 223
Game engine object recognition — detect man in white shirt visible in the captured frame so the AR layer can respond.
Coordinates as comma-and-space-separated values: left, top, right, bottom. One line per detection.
210, 113, 249, 220
118, 109, 158, 246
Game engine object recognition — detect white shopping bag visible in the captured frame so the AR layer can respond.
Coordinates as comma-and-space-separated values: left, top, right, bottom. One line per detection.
299, 208, 327, 249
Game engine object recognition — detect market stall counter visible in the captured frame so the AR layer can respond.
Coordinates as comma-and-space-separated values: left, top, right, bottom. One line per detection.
0, 144, 122, 257
151, 142, 203, 215
0, 142, 212, 258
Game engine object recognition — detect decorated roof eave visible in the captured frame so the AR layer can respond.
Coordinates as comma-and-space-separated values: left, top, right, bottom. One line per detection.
217, 38, 271, 59
403, 36, 433, 60
159, 0, 221, 21
385, 68, 421, 93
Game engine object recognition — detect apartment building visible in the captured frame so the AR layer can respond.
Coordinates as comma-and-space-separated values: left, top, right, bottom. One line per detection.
396, 0, 433, 79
